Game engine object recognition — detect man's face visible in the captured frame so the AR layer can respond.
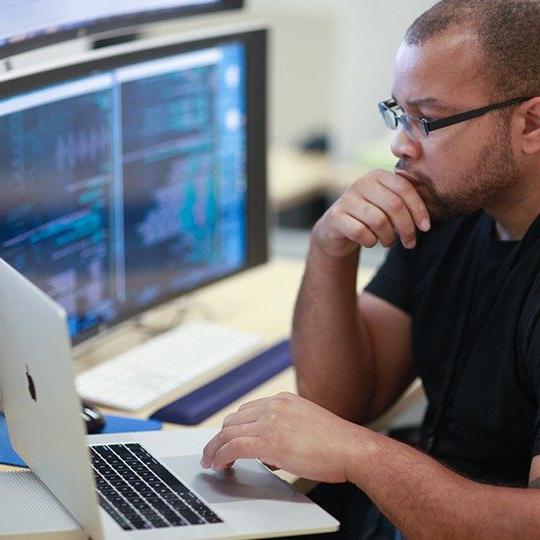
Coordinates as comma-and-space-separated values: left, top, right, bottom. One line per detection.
390, 30, 521, 221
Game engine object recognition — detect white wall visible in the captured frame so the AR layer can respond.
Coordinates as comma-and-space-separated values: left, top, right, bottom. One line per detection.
244, 3, 337, 148
329, 0, 438, 163
244, 0, 439, 162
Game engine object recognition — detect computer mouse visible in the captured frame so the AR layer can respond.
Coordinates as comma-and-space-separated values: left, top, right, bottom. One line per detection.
81, 401, 106, 434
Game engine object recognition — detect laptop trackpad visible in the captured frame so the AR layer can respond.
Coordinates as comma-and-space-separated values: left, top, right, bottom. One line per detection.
162, 455, 299, 505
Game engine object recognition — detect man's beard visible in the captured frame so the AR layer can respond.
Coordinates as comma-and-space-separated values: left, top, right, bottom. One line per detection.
395, 126, 521, 222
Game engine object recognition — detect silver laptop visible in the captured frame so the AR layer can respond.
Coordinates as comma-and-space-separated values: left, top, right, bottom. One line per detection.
0, 259, 338, 540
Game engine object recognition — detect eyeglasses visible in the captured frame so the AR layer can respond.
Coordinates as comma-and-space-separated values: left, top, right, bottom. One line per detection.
378, 96, 531, 140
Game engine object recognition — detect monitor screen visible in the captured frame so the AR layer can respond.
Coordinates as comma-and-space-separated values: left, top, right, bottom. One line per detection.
0, 0, 244, 59
0, 28, 267, 344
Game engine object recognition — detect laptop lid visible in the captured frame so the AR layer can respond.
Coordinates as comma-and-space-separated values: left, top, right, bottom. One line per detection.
0, 259, 104, 540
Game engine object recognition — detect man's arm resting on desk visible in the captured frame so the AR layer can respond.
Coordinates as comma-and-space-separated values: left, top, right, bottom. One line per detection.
201, 393, 540, 540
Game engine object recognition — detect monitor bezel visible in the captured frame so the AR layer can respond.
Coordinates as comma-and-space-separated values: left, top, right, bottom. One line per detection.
0, 27, 268, 346
0, 0, 245, 60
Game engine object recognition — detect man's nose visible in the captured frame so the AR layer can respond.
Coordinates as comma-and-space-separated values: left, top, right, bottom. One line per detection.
390, 126, 422, 161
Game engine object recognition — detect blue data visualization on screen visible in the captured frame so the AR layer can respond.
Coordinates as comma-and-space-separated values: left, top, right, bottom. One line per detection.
0, 42, 247, 339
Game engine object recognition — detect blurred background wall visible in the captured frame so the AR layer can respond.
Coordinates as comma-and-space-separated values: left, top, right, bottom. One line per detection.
246, 0, 438, 165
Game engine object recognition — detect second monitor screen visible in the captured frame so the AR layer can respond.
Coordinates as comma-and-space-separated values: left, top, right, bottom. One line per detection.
0, 41, 248, 339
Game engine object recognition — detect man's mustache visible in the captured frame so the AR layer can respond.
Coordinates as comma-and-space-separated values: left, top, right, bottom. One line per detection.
394, 161, 432, 187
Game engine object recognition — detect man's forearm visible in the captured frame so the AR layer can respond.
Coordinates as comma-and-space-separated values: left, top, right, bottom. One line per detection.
292, 170, 430, 422
349, 428, 540, 539
292, 237, 376, 422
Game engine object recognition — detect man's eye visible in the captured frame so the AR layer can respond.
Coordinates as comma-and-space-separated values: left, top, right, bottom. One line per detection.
419, 111, 440, 122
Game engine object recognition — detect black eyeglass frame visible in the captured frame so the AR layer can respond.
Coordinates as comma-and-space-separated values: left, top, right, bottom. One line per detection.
379, 96, 532, 137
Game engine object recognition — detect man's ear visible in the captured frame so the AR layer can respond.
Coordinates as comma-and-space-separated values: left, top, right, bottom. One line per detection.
521, 97, 540, 154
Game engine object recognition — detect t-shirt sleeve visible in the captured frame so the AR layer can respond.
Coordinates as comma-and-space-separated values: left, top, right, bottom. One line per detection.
363, 241, 415, 314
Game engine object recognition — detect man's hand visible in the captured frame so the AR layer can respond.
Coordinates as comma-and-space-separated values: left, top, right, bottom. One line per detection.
201, 392, 366, 483
313, 169, 431, 258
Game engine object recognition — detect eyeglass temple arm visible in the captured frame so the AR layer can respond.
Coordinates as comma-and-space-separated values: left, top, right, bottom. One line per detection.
425, 97, 530, 134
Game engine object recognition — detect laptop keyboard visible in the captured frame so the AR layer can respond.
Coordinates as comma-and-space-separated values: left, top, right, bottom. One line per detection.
90, 443, 223, 530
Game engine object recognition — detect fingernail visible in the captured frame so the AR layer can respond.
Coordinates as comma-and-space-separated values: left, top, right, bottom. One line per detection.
200, 457, 207, 468
420, 219, 431, 232
405, 239, 416, 249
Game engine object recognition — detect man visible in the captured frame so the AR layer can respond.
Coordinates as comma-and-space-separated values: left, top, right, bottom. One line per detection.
202, 0, 540, 537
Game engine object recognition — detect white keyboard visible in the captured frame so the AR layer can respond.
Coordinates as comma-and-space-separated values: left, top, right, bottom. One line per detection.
76, 321, 262, 412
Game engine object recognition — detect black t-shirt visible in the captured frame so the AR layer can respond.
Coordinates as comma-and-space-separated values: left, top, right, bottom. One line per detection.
365, 210, 540, 487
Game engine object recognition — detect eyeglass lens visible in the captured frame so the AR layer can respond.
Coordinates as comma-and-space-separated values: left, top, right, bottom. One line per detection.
380, 105, 424, 140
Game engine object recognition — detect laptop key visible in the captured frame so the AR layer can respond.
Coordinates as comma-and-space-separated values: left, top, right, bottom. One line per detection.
98, 500, 133, 531
163, 511, 188, 526
148, 517, 169, 528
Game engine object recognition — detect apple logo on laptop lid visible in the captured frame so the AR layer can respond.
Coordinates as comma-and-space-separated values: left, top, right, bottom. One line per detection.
25, 365, 37, 402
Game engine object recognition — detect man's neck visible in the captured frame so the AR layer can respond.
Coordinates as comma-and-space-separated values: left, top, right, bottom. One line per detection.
492, 210, 538, 241
487, 175, 540, 241
492, 206, 540, 240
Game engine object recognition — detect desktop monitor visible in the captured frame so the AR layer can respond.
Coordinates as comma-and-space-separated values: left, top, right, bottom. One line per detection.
0, 1, 245, 59
0, 27, 267, 345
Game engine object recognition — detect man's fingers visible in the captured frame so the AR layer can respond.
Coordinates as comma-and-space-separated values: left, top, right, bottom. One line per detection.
211, 437, 267, 471
343, 201, 396, 248
358, 184, 417, 248
312, 169, 432, 258
222, 407, 261, 428
202, 424, 258, 468
335, 212, 379, 248
237, 395, 276, 411
379, 174, 431, 232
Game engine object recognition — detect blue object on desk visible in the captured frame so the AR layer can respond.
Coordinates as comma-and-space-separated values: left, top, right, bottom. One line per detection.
0, 414, 162, 468
151, 339, 293, 425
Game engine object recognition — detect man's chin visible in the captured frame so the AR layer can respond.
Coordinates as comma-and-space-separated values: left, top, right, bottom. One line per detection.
424, 196, 479, 223
394, 166, 481, 222
418, 188, 475, 223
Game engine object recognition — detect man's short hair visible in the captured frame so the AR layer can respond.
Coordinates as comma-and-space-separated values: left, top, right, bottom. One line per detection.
405, 0, 540, 100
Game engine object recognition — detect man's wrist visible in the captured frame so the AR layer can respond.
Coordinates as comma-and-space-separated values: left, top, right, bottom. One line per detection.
342, 424, 381, 485
309, 226, 360, 267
